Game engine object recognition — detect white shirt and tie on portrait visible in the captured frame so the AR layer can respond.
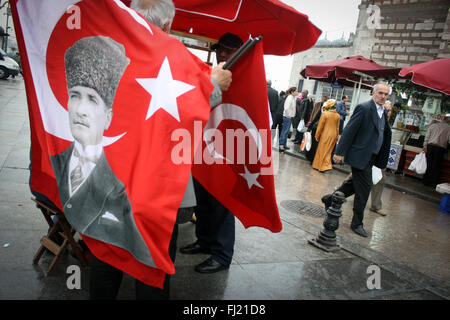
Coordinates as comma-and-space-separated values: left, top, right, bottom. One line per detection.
68, 141, 103, 196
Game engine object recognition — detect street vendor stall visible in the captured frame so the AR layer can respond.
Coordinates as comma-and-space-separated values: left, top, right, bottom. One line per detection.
391, 58, 450, 183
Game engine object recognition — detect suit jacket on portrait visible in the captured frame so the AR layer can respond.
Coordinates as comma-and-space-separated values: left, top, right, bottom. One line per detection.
50, 143, 155, 267
335, 99, 392, 170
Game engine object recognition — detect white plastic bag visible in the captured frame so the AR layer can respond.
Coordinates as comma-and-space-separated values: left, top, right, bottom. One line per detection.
372, 166, 383, 185
305, 131, 312, 151
408, 152, 427, 175
297, 119, 306, 133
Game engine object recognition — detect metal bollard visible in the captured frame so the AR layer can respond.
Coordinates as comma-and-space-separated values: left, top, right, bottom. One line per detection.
308, 191, 345, 252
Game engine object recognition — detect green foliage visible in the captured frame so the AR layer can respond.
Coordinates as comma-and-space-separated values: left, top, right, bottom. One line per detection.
391, 79, 449, 113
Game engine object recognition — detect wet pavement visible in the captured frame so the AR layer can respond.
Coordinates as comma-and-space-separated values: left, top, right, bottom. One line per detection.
0, 77, 449, 300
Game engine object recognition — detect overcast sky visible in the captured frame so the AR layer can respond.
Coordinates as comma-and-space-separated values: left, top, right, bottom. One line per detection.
265, 0, 361, 92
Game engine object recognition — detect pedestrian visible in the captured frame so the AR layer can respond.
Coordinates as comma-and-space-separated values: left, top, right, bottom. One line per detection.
336, 95, 349, 135
278, 86, 298, 152
422, 114, 450, 187
312, 99, 340, 172
369, 100, 392, 216
390, 102, 402, 127
273, 90, 286, 138
305, 96, 327, 163
179, 32, 244, 275
321, 83, 392, 238
292, 90, 309, 144
88, 0, 234, 299
267, 79, 279, 129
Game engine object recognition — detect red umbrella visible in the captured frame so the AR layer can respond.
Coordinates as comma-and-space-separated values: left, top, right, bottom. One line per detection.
170, 0, 322, 55
300, 55, 401, 87
399, 58, 450, 95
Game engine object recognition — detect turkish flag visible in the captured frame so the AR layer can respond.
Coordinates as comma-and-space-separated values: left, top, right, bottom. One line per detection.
192, 41, 282, 233
10, 0, 213, 288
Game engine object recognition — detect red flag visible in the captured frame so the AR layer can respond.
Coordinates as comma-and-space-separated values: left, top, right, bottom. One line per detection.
11, 0, 213, 288
192, 41, 282, 233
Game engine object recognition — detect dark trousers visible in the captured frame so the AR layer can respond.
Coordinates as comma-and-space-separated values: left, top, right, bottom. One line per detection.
272, 113, 283, 133
424, 144, 446, 187
89, 224, 178, 300
339, 118, 345, 135
336, 156, 375, 228
193, 179, 235, 266
294, 130, 304, 143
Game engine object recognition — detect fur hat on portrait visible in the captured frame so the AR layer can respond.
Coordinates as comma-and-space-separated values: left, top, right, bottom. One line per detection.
64, 36, 130, 109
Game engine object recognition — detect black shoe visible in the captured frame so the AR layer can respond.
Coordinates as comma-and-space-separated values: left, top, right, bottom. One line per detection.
194, 257, 229, 274
351, 225, 368, 238
179, 242, 210, 254
321, 194, 332, 211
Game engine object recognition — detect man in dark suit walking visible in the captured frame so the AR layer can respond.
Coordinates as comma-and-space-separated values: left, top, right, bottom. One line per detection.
321, 83, 392, 238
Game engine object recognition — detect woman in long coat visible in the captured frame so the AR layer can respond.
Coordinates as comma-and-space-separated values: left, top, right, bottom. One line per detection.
312, 99, 340, 172
305, 96, 327, 163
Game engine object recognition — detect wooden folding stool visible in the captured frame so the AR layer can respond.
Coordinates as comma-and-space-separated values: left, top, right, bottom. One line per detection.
32, 197, 87, 274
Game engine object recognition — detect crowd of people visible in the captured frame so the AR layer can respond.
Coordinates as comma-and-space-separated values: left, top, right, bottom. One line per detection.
269, 82, 394, 237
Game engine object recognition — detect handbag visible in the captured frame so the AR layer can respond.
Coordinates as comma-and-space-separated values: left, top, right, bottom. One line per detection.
408, 152, 427, 175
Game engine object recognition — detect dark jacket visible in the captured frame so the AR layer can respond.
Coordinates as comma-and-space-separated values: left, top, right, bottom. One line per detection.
301, 99, 313, 122
335, 99, 392, 170
268, 86, 279, 113
276, 96, 287, 116
50, 143, 155, 267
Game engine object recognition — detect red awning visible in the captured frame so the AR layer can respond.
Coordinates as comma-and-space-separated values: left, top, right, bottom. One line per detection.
170, 0, 322, 55
300, 56, 401, 88
399, 58, 450, 96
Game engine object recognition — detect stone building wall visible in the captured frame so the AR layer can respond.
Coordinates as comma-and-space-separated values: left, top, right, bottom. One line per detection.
361, 0, 450, 67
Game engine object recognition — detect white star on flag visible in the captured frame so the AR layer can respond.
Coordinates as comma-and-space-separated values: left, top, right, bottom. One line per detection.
239, 166, 263, 189
136, 57, 195, 121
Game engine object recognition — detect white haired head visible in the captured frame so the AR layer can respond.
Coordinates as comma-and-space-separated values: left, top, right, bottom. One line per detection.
130, 0, 175, 32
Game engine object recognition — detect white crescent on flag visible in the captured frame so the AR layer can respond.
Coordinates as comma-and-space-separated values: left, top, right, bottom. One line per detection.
203, 103, 263, 162
16, 0, 148, 146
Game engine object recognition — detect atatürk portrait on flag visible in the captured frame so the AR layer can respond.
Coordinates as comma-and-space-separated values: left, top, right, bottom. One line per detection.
50, 35, 155, 267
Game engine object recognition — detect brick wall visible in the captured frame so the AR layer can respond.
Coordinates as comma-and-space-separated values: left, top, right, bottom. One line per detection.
362, 0, 450, 67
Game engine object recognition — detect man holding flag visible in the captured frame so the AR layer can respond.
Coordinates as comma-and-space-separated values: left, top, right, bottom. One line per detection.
180, 33, 244, 274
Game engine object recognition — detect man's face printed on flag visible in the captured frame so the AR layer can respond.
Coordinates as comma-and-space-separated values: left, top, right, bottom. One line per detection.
67, 85, 112, 147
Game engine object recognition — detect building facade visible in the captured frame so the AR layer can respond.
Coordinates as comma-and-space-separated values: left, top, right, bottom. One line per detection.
367, 0, 450, 67
289, 0, 450, 110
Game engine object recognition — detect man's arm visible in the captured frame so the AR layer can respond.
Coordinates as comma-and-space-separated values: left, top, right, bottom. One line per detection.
336, 101, 348, 116
211, 62, 232, 92
334, 103, 366, 161
209, 62, 232, 107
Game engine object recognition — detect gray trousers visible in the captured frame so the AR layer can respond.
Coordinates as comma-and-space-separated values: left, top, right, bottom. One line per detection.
370, 169, 386, 210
